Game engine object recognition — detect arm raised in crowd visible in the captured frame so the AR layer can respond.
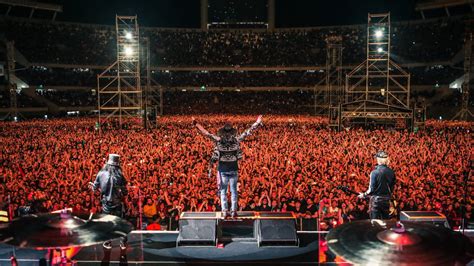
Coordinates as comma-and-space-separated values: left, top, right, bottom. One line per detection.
192, 117, 220, 142
237, 115, 263, 142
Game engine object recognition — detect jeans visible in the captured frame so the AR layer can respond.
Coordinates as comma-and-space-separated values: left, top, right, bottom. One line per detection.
218, 171, 238, 212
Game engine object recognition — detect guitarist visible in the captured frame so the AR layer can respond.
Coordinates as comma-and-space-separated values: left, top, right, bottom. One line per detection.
358, 151, 396, 220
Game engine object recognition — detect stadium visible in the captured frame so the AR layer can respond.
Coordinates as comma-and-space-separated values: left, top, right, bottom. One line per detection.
0, 0, 473, 265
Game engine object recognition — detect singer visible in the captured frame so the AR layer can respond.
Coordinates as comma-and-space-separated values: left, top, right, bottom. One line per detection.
192, 116, 263, 218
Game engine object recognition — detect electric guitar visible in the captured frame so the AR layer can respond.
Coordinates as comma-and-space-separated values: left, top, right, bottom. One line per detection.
336, 185, 398, 216
336, 185, 359, 196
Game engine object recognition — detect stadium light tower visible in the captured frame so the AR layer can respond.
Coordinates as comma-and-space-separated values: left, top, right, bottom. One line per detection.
339, 13, 414, 130
453, 30, 473, 121
97, 15, 142, 129
374, 29, 383, 39
315, 36, 343, 116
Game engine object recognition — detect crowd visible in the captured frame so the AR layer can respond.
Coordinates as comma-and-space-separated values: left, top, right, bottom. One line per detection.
15, 65, 463, 89
2, 87, 468, 118
162, 91, 315, 115
1, 16, 465, 66
38, 90, 96, 107
0, 90, 45, 108
0, 116, 472, 231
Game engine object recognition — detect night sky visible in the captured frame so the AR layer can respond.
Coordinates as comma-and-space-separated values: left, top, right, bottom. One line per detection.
54, 0, 420, 27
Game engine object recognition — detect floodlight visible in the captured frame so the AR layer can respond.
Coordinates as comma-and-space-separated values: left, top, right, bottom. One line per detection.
125, 31, 132, 40
375, 29, 383, 39
124, 46, 134, 56
377, 47, 384, 53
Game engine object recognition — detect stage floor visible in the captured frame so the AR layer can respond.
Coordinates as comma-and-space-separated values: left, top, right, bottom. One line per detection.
0, 231, 326, 265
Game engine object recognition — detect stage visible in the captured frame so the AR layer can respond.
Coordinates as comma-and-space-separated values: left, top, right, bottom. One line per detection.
0, 231, 324, 265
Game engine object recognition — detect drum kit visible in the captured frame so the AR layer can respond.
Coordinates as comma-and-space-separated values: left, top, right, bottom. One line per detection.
0, 209, 472, 265
0, 209, 132, 265
326, 220, 474, 265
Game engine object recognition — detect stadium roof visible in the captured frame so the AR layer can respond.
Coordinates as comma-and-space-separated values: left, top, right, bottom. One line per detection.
415, 0, 473, 11
0, 0, 62, 12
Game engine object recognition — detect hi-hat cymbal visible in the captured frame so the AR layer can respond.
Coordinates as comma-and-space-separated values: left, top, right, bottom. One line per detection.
0, 212, 133, 249
326, 220, 473, 266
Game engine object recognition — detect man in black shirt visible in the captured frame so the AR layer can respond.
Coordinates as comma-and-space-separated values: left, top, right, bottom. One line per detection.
358, 151, 396, 219
90, 154, 129, 250
194, 116, 262, 218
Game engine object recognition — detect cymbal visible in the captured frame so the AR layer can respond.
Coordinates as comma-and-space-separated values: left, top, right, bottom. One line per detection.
326, 220, 474, 266
0, 212, 133, 249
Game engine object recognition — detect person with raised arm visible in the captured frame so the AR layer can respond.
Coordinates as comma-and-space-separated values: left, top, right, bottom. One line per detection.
193, 116, 263, 218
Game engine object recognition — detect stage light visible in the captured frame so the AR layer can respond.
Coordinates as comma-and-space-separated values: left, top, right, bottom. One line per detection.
377, 47, 384, 53
124, 46, 134, 56
13, 116, 17, 122
125, 31, 132, 40
375, 29, 383, 39
44, 115, 48, 119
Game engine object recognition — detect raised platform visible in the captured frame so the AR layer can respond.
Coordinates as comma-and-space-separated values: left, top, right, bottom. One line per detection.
177, 211, 299, 247
180, 211, 296, 220
0, 231, 320, 265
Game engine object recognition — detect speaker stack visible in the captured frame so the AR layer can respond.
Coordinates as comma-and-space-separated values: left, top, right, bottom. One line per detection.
399, 211, 450, 229
177, 211, 299, 247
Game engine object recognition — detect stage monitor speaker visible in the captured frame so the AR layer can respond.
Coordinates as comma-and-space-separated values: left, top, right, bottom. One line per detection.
400, 211, 450, 229
257, 217, 298, 247
177, 218, 217, 246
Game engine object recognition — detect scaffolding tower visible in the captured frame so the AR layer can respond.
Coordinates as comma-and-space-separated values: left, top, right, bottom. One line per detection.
98, 16, 142, 128
141, 37, 164, 129
333, 13, 414, 130
452, 29, 473, 121
5, 41, 18, 120
314, 36, 343, 115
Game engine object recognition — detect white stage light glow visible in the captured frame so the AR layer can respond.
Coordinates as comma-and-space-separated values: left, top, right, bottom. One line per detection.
375, 29, 383, 39
124, 46, 134, 56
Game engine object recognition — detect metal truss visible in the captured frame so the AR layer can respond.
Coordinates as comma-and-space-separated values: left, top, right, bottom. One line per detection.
413, 106, 427, 130
334, 13, 415, 130
342, 112, 411, 119
314, 36, 343, 115
453, 27, 473, 121
141, 37, 163, 129
3, 41, 18, 120
98, 15, 142, 128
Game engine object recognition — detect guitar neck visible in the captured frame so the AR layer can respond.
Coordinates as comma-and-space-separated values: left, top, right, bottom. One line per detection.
346, 189, 359, 195
337, 186, 359, 196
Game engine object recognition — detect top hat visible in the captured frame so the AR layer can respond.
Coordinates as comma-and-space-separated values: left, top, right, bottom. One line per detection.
107, 154, 121, 166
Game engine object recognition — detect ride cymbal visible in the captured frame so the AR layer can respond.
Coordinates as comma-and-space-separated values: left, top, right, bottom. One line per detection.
326, 220, 473, 266
0, 212, 133, 249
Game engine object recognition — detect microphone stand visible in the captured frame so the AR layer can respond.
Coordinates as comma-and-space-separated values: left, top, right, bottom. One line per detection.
138, 187, 143, 230
7, 195, 17, 266
127, 186, 143, 229
461, 170, 468, 235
